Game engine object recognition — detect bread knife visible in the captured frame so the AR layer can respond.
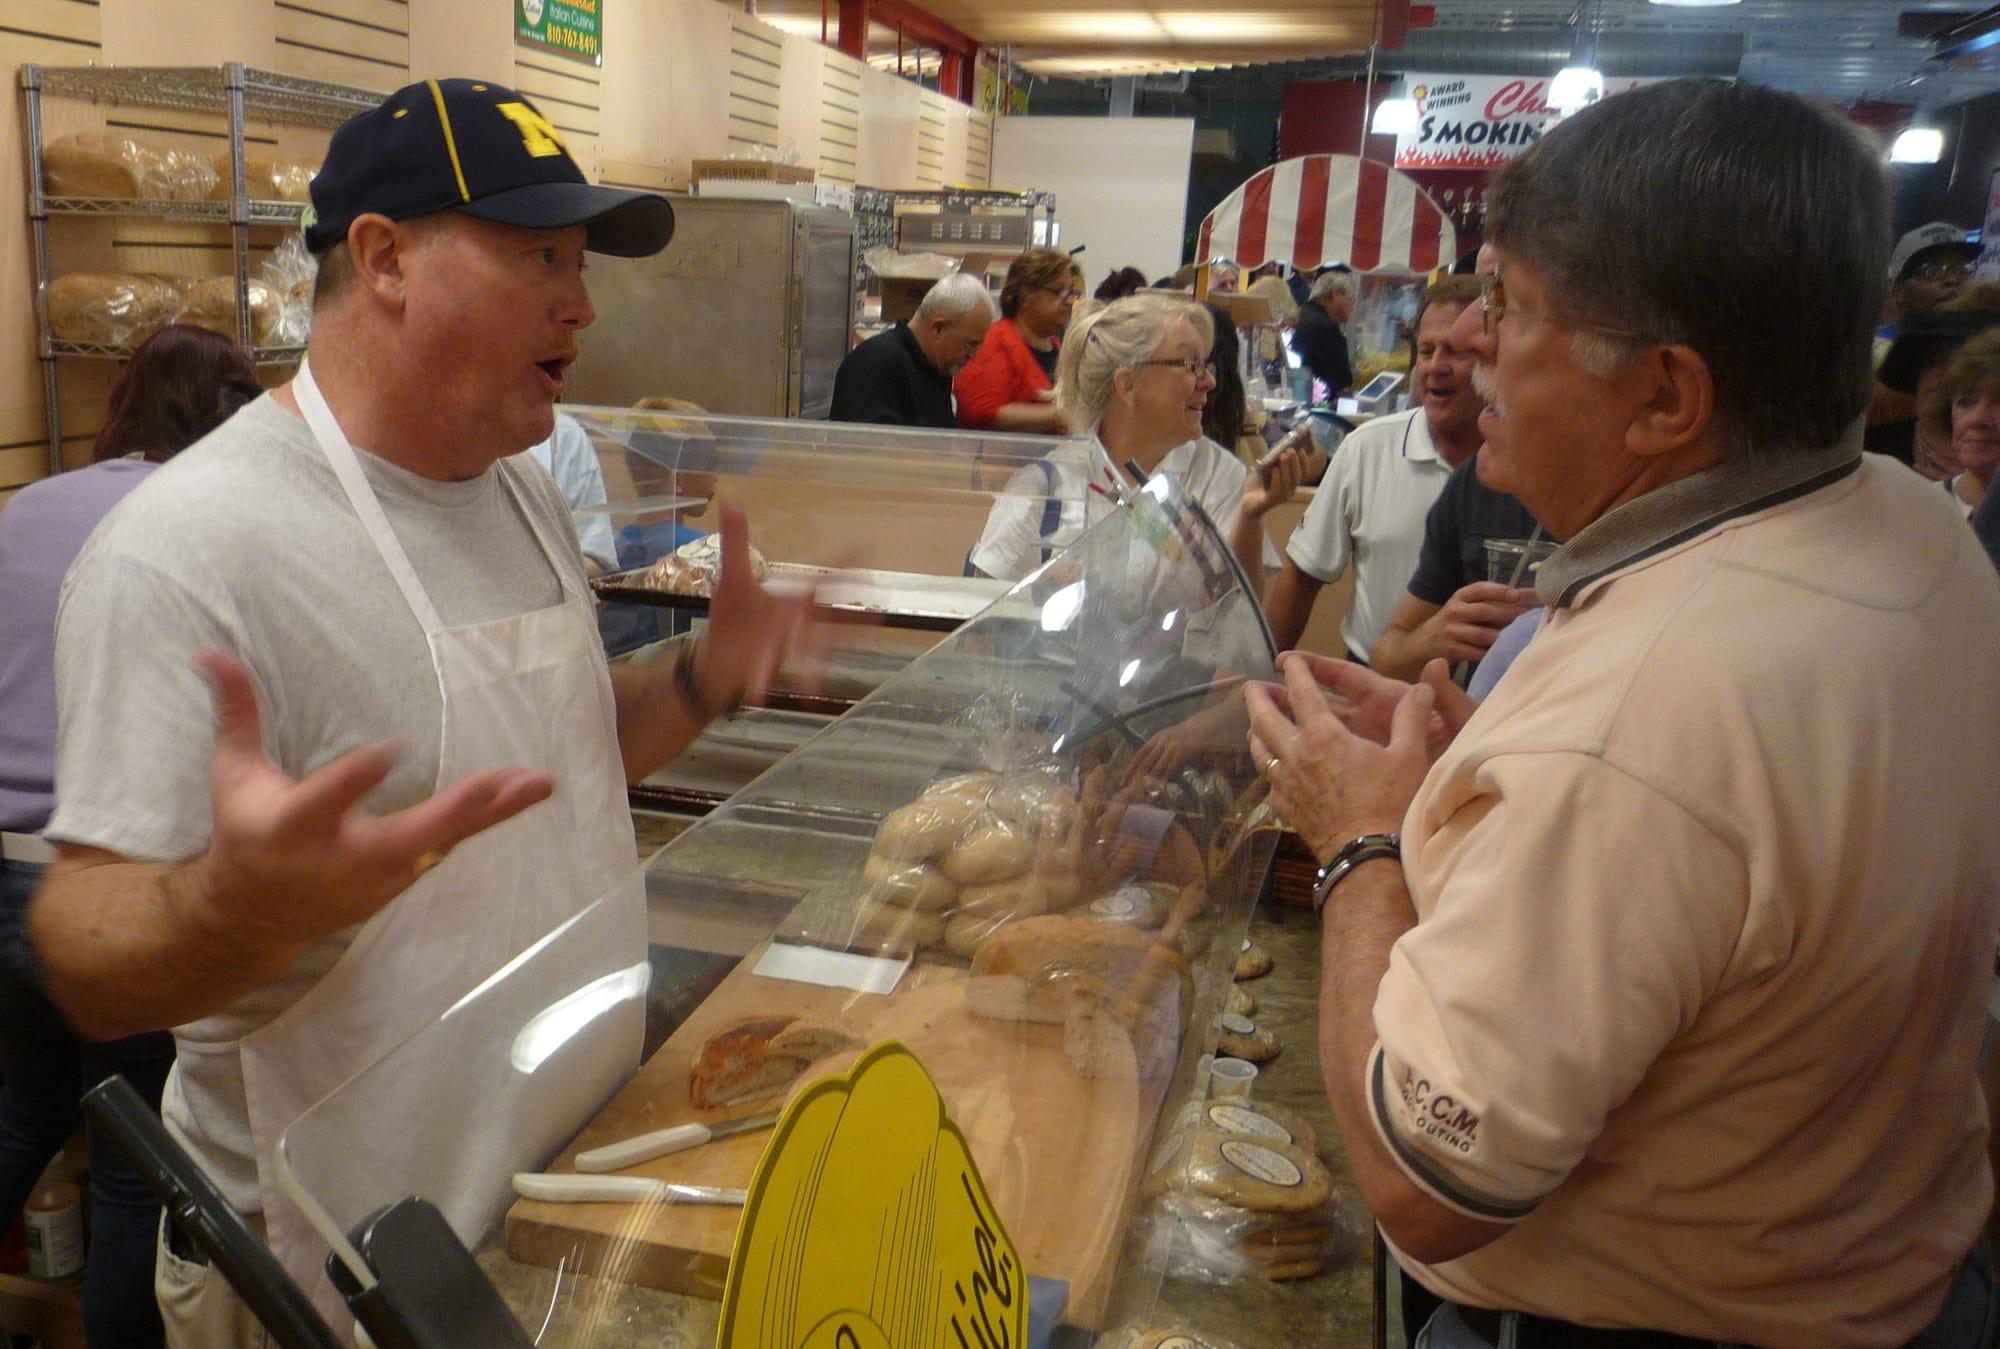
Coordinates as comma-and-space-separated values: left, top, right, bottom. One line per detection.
572, 1110, 780, 1173
511, 1173, 748, 1206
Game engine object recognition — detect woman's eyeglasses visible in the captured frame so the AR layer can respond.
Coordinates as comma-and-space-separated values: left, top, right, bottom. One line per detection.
1143, 357, 1218, 378
1040, 285, 1083, 301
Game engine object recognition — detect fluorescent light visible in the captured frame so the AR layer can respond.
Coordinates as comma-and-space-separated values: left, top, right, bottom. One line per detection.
1890, 126, 1945, 164
1371, 97, 1419, 135
1549, 65, 1604, 112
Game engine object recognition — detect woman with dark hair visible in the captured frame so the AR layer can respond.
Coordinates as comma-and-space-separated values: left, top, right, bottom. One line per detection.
1093, 266, 1148, 302
0, 322, 258, 1349
93, 322, 263, 463
953, 247, 1076, 433
1202, 302, 1252, 456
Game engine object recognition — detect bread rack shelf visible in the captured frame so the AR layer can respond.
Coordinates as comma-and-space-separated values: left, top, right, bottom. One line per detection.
20, 63, 383, 474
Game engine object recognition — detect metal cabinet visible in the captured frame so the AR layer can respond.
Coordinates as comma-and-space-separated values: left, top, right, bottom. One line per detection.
567, 196, 857, 419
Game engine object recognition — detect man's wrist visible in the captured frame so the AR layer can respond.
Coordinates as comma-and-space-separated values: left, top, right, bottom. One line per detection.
1312, 832, 1403, 913
670, 636, 735, 721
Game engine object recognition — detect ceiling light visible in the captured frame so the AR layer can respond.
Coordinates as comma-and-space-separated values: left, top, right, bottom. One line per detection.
1549, 65, 1604, 112
1890, 126, 1945, 164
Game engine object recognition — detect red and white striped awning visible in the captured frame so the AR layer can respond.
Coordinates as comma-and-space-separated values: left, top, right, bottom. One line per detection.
1199, 154, 1458, 274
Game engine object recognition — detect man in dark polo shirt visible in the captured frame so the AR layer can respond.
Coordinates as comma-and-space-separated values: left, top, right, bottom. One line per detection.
1368, 454, 1542, 682
831, 273, 995, 428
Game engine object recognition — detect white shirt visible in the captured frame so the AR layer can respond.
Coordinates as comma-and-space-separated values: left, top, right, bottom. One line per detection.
970, 433, 1279, 581
526, 411, 618, 569
1284, 406, 1454, 660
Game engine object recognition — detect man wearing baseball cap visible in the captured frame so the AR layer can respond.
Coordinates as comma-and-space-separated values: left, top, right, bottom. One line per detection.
32, 78, 815, 1344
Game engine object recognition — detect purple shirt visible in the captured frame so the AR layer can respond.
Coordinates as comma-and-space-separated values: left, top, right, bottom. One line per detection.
0, 459, 156, 831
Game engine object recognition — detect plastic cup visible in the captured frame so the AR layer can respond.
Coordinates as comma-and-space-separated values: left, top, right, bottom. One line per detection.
1209, 1056, 1258, 1100
1484, 537, 1559, 587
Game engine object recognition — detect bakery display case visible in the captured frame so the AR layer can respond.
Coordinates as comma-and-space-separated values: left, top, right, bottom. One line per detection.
276, 473, 1289, 1345
20, 64, 382, 472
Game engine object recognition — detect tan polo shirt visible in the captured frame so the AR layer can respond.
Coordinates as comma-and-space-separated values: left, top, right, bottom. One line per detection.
1371, 447, 2000, 1347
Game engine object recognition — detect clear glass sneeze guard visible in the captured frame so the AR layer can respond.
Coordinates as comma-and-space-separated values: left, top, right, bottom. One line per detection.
279, 474, 1283, 1345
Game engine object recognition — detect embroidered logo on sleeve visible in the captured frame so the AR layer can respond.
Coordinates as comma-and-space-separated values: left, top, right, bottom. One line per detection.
1398, 1067, 1481, 1155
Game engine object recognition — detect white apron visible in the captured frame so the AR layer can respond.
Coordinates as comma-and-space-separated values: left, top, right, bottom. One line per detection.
240, 363, 644, 1323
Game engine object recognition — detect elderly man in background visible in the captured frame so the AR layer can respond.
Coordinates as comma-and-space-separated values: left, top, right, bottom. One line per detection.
1247, 76, 2000, 1348
1265, 276, 1484, 661
830, 273, 996, 429
1292, 269, 1356, 400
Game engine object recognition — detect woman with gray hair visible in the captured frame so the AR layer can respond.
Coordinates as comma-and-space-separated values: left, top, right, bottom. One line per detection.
967, 293, 1307, 583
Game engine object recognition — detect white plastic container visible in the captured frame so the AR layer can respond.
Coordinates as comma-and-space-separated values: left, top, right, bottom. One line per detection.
24, 1157, 83, 1282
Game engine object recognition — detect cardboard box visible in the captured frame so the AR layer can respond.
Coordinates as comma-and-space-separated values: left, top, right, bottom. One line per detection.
877, 276, 934, 323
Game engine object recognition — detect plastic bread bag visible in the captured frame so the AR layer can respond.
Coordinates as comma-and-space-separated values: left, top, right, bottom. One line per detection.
41, 132, 155, 197
45, 273, 181, 346
143, 145, 219, 201
258, 232, 318, 346
1166, 1096, 1319, 1154
1136, 1127, 1350, 1285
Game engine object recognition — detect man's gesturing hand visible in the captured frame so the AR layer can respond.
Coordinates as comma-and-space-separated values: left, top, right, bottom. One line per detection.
197, 647, 554, 953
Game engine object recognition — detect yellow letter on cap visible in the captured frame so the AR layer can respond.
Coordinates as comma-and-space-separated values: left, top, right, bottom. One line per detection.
495, 101, 568, 158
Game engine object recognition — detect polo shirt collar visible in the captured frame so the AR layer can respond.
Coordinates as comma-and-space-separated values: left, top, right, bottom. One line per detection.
1400, 407, 1444, 465
1536, 428, 1863, 609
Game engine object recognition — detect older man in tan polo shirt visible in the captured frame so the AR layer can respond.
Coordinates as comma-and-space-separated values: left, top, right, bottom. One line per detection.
1247, 79, 2000, 1349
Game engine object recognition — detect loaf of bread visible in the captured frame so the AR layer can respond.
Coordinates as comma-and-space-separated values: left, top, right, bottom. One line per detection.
1214, 1011, 1280, 1063
42, 132, 151, 197
45, 273, 183, 346
862, 855, 957, 913
208, 152, 319, 201
179, 276, 281, 346
1233, 940, 1272, 981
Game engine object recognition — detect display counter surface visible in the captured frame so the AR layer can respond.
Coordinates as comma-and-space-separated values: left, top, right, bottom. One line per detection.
468, 837, 1376, 1347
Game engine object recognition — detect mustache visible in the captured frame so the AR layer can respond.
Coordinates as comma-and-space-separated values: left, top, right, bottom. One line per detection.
1471, 363, 1501, 408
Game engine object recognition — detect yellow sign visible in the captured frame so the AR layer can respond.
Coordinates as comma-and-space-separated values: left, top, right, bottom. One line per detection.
718, 1042, 1028, 1349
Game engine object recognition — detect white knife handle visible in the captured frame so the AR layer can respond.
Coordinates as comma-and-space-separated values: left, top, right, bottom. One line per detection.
511, 1172, 747, 1206
574, 1123, 711, 1172
514, 1173, 664, 1204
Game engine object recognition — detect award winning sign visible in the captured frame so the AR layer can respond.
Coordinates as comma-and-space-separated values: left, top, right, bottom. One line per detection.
1393, 73, 1659, 171
516, 0, 601, 66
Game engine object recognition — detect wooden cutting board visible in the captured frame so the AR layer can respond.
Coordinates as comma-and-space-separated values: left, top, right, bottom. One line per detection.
504, 945, 1173, 1328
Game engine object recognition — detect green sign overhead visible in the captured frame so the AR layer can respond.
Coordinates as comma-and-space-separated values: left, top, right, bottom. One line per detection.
516, 0, 601, 66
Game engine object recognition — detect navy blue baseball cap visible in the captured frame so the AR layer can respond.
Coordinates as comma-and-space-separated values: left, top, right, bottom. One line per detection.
303, 77, 673, 257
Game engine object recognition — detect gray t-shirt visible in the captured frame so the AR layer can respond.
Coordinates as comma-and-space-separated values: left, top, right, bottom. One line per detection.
49, 393, 587, 1209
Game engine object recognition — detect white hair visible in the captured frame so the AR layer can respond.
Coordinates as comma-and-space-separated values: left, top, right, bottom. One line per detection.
1054, 294, 1215, 435
915, 272, 997, 322
1309, 271, 1357, 304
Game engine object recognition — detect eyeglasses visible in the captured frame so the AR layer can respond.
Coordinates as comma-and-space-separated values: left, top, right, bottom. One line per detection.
1143, 357, 1218, 378
1040, 285, 1083, 301
1908, 259, 1973, 285
1478, 268, 1649, 343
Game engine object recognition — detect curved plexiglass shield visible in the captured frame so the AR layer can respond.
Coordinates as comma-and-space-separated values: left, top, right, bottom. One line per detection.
279, 473, 1282, 1346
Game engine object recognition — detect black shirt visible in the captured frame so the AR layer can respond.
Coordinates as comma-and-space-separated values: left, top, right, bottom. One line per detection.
1292, 301, 1354, 398
1405, 455, 1544, 606
828, 322, 956, 428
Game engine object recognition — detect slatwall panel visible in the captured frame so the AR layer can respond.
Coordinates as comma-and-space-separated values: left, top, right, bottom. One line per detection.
816, 49, 861, 187
513, 48, 600, 180
1, 0, 104, 489
915, 88, 948, 190
273, 0, 409, 94
964, 111, 992, 189
727, 14, 782, 157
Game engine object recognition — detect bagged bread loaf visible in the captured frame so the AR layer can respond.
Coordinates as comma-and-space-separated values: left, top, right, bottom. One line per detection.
45, 274, 183, 346
42, 132, 152, 197
180, 276, 281, 346
209, 152, 318, 201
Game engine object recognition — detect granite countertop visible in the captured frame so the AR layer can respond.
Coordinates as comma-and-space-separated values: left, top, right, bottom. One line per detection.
482, 815, 1376, 1348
